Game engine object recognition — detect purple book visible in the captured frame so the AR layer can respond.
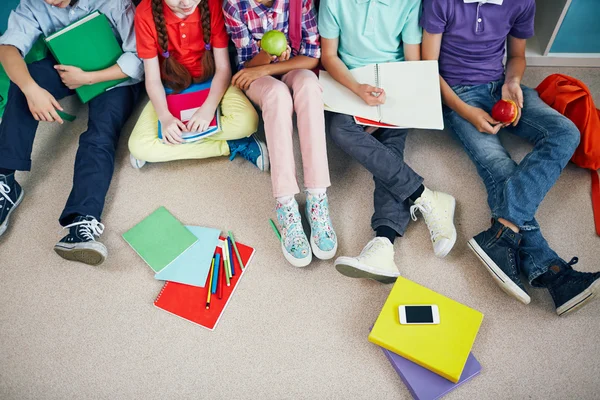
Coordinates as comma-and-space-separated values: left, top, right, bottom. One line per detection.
382, 349, 481, 400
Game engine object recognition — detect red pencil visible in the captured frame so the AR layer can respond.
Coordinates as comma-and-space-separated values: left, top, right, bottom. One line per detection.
218, 249, 224, 299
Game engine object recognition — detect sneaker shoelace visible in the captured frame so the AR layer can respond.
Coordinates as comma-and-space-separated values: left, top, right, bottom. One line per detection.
229, 139, 256, 162
308, 194, 334, 239
61, 218, 105, 241
279, 204, 305, 247
0, 182, 15, 207
358, 238, 388, 261
410, 202, 444, 242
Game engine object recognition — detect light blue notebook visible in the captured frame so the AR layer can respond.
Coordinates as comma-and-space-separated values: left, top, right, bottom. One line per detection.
154, 225, 221, 287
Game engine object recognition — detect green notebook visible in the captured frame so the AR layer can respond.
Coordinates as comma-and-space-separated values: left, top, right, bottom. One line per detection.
44, 11, 127, 103
123, 207, 198, 273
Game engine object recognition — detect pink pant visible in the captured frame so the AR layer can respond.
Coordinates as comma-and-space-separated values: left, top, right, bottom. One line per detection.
245, 69, 331, 197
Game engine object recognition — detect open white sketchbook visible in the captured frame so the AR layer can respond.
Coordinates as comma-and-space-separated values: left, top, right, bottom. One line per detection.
320, 60, 444, 130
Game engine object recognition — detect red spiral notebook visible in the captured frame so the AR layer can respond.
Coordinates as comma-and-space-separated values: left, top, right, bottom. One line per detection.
154, 237, 255, 330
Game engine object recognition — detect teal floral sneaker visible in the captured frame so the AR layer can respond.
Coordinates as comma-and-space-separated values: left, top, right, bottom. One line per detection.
276, 198, 312, 267
305, 192, 338, 260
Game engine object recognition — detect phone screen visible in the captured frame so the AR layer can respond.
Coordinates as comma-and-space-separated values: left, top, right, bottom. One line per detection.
405, 306, 434, 323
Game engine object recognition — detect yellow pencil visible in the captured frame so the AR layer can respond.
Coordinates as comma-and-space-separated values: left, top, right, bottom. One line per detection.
206, 259, 214, 309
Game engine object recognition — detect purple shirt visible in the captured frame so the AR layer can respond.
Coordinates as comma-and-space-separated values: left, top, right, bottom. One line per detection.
421, 0, 535, 87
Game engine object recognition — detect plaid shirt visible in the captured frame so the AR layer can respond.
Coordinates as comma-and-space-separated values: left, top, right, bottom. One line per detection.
223, 0, 321, 69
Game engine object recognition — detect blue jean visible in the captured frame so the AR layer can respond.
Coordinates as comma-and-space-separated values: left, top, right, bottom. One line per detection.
0, 58, 141, 226
444, 80, 580, 283
327, 112, 424, 235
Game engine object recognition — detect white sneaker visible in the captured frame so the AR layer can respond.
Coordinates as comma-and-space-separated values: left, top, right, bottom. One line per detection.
130, 153, 146, 169
334, 237, 399, 283
410, 187, 457, 258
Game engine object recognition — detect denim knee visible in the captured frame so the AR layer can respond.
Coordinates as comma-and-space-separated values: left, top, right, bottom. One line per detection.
560, 120, 581, 156
327, 113, 355, 150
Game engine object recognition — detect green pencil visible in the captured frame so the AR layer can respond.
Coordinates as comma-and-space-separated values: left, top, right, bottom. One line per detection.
228, 230, 245, 271
269, 219, 282, 242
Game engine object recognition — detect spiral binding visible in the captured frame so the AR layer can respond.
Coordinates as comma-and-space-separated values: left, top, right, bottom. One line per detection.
154, 282, 170, 304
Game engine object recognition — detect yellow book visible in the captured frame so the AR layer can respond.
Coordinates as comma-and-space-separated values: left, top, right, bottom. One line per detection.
368, 277, 484, 383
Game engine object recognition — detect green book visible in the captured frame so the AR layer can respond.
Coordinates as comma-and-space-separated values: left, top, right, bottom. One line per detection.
44, 11, 127, 103
123, 207, 198, 273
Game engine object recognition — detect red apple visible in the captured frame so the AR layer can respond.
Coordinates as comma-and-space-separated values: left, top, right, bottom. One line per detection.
491, 99, 518, 124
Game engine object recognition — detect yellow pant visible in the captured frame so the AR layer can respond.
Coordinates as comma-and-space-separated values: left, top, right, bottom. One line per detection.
128, 86, 259, 162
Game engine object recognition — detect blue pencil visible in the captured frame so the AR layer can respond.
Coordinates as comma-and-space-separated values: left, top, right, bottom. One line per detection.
227, 237, 235, 277
212, 254, 220, 294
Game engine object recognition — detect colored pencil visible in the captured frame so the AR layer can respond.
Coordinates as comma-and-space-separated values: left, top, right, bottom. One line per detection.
269, 219, 282, 242
223, 242, 231, 286
228, 230, 245, 271
212, 254, 220, 294
206, 259, 214, 309
218, 252, 224, 299
227, 237, 235, 277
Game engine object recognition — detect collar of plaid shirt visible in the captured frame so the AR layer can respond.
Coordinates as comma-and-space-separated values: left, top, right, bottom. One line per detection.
249, 0, 286, 22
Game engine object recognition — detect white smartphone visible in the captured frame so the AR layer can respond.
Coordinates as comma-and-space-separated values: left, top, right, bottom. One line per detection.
398, 305, 440, 325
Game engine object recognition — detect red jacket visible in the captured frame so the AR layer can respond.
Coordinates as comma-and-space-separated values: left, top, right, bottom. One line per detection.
536, 74, 600, 235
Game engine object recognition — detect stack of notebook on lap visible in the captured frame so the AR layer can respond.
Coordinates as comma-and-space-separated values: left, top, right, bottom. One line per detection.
123, 206, 255, 330
369, 277, 484, 400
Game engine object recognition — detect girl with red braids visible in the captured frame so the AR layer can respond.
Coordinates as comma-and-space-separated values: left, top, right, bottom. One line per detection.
129, 0, 268, 171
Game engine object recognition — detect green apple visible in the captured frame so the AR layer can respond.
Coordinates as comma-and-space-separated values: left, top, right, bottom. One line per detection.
260, 30, 287, 56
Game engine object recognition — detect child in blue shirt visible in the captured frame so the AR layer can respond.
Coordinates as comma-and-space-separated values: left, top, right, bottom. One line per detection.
0, 0, 144, 266
319, 0, 457, 283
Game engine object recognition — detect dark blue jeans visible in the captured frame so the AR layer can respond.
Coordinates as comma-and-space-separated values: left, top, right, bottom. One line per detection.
0, 58, 141, 226
327, 112, 424, 235
444, 80, 580, 283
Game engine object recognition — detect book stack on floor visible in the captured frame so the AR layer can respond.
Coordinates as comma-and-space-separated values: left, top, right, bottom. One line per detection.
369, 277, 484, 400
123, 206, 255, 330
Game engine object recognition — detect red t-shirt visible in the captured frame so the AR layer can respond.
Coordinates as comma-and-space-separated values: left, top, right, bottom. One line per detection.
135, 0, 230, 78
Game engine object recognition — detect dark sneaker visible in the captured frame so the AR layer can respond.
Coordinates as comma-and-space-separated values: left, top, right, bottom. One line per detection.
0, 173, 24, 237
227, 134, 269, 171
535, 258, 600, 316
53, 215, 107, 266
467, 220, 531, 304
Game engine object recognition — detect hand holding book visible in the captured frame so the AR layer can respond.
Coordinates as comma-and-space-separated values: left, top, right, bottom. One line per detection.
186, 103, 217, 133
159, 113, 187, 145
353, 83, 386, 106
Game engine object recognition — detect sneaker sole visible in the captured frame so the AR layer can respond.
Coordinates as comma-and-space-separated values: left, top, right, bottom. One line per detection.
0, 188, 24, 238
281, 241, 312, 268
556, 277, 600, 317
468, 238, 531, 304
334, 257, 399, 284
434, 197, 457, 258
54, 242, 107, 266
255, 139, 270, 172
310, 233, 338, 261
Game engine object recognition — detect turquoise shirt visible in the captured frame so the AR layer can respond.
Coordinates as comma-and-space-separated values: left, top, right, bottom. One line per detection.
318, 0, 423, 70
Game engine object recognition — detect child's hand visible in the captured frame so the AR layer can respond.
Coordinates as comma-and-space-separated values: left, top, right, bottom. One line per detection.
501, 80, 523, 126
22, 84, 64, 124
159, 114, 187, 145
354, 84, 386, 106
464, 105, 502, 135
54, 65, 91, 89
187, 105, 216, 133
232, 66, 268, 91
275, 46, 292, 62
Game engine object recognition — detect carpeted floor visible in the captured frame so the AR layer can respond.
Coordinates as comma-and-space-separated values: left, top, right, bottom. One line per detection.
1, 66, 599, 400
